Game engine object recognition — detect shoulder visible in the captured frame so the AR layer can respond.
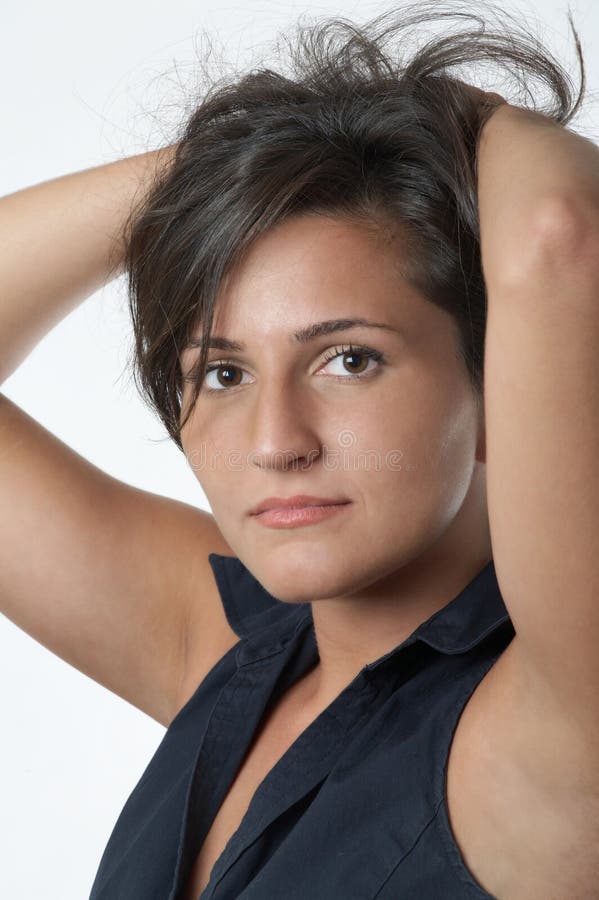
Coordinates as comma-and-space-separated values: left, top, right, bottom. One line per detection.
174, 552, 311, 722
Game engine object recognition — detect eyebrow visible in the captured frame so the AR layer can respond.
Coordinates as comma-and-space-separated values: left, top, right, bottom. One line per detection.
187, 317, 401, 351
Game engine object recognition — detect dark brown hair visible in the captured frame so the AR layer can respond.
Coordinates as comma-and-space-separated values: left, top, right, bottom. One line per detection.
121, 0, 586, 451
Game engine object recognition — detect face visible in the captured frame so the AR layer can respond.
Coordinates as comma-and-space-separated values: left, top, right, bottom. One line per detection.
179, 214, 487, 604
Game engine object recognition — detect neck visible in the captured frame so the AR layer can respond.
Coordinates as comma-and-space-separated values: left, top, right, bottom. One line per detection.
300, 466, 492, 713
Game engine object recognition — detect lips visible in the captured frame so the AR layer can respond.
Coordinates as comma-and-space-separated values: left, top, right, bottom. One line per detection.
249, 494, 350, 516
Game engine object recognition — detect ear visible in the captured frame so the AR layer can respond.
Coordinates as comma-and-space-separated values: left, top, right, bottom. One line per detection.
475, 397, 486, 464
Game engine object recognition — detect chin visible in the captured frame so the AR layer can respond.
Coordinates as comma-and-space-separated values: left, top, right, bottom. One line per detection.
250, 559, 361, 605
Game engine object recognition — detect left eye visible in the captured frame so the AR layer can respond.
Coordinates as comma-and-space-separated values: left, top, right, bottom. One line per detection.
318, 344, 384, 378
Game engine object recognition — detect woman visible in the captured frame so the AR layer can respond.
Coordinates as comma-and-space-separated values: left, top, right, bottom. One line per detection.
2, 2, 598, 897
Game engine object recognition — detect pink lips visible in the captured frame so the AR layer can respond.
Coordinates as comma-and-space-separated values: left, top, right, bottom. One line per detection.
249, 494, 350, 516
249, 495, 352, 529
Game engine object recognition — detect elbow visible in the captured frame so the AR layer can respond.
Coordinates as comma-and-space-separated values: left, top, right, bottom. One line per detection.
528, 194, 599, 268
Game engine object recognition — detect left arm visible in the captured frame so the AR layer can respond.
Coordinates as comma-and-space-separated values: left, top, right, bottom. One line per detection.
475, 102, 599, 745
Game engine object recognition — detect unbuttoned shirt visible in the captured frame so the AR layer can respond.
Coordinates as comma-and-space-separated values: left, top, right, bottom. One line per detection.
88, 553, 515, 899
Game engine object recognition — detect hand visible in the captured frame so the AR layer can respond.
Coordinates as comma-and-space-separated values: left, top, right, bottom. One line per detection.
458, 82, 510, 133
460, 84, 508, 110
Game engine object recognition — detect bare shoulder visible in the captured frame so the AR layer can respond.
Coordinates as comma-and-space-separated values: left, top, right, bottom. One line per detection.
446, 635, 599, 898
466, 636, 599, 797
0, 392, 238, 729
169, 509, 240, 722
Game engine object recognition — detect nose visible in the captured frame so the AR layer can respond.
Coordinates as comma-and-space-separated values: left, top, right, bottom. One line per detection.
248, 381, 322, 471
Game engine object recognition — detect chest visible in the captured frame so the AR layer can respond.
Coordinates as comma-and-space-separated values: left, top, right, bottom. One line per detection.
180, 683, 319, 900
181, 645, 599, 900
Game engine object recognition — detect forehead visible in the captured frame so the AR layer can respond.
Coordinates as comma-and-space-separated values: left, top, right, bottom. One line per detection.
200, 214, 442, 343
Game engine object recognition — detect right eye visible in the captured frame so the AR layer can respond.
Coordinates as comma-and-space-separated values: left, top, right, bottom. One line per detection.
200, 361, 253, 393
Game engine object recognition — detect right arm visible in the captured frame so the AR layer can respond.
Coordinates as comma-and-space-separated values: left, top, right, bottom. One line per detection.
1, 148, 238, 728
1, 146, 174, 384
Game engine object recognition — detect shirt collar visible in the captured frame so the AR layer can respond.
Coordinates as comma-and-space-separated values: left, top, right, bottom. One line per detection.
208, 554, 513, 667
364, 558, 512, 673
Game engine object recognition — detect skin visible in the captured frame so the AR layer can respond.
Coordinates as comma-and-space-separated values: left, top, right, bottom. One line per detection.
179, 213, 493, 714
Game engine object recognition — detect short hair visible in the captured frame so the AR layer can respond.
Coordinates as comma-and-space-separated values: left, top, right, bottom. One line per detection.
121, 0, 586, 450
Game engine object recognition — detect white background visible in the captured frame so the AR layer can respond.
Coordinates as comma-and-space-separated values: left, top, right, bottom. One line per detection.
1, 0, 597, 896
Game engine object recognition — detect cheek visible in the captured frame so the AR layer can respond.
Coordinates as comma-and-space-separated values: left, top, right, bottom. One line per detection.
415, 420, 478, 535
182, 409, 240, 481
354, 398, 476, 522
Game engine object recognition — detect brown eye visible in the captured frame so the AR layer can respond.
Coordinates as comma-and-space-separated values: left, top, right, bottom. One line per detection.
196, 361, 252, 392
318, 343, 384, 379
341, 351, 369, 374
206, 363, 244, 389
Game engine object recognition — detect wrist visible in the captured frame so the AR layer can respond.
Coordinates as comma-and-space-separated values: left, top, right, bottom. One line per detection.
478, 103, 557, 153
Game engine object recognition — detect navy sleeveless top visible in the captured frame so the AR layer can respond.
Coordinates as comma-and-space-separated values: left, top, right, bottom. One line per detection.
88, 553, 514, 900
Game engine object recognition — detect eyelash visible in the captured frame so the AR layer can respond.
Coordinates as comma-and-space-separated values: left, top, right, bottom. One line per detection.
187, 343, 386, 394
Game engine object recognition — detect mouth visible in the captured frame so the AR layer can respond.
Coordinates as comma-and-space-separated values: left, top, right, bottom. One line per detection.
251, 501, 352, 529
249, 494, 351, 516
